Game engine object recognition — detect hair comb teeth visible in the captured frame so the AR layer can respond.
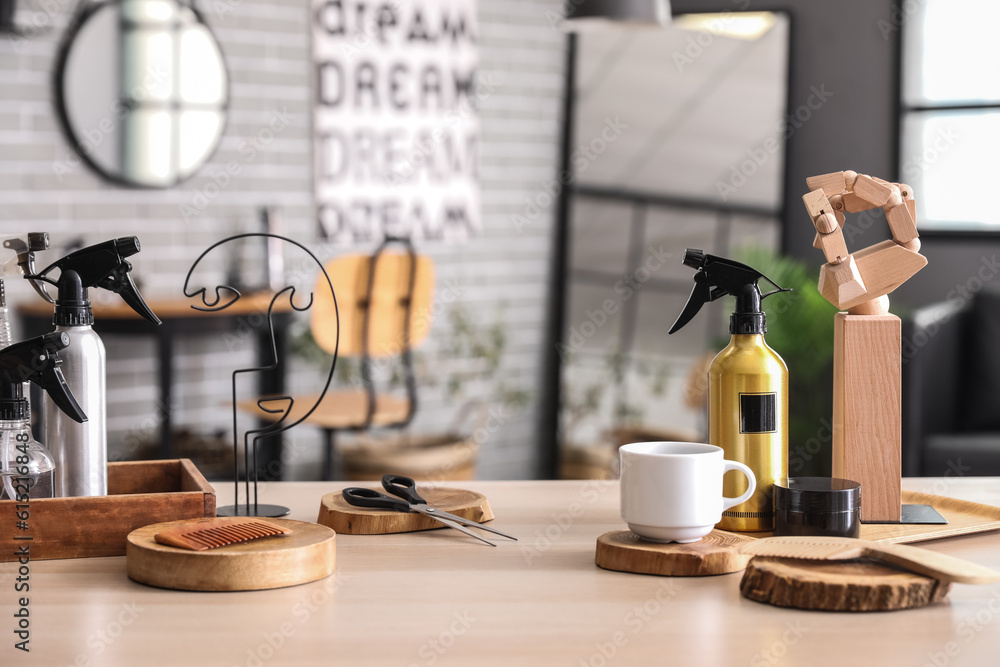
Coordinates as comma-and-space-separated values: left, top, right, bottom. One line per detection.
154, 517, 291, 551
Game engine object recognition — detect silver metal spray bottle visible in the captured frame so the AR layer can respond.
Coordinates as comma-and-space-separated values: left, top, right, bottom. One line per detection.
46, 270, 107, 496
31, 237, 161, 497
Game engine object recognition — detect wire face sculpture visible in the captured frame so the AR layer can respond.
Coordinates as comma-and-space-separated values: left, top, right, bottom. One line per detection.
183, 233, 339, 517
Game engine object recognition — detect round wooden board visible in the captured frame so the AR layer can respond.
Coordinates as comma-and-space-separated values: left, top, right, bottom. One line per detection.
740, 557, 952, 611
126, 519, 336, 592
595, 530, 757, 576
318, 487, 494, 535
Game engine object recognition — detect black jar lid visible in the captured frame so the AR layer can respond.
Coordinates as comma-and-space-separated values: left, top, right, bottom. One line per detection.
775, 477, 860, 513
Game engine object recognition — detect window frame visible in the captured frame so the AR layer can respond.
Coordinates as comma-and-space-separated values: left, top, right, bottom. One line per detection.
897, 3, 1000, 238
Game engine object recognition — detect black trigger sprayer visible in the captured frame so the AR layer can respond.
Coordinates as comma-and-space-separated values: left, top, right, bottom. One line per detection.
23, 237, 161, 497
668, 249, 791, 336
668, 248, 792, 533
0, 333, 87, 500
33, 237, 162, 325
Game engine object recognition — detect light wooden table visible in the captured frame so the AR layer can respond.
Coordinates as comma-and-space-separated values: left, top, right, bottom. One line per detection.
4, 478, 1000, 666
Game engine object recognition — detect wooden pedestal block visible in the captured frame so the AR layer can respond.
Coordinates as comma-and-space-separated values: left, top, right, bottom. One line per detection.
832, 313, 901, 522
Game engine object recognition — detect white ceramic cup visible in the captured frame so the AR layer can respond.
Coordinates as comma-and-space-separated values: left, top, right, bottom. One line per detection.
619, 442, 756, 543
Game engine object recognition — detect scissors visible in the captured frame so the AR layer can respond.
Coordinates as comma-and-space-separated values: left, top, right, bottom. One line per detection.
342, 474, 517, 547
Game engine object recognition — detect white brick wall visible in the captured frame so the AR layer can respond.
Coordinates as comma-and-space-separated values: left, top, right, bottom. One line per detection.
0, 0, 567, 479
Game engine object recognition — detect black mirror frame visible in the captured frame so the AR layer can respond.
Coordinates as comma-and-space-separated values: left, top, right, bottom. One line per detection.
52, 0, 231, 189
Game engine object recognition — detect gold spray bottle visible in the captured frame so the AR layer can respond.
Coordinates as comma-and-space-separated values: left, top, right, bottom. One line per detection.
669, 249, 790, 532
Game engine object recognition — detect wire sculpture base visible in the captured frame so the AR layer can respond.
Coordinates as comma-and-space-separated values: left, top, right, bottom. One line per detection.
216, 503, 290, 518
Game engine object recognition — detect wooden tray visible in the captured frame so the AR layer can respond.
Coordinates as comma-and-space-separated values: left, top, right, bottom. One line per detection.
318, 487, 493, 534
0, 459, 215, 561
861, 490, 1000, 543
729, 490, 1000, 545
127, 518, 335, 592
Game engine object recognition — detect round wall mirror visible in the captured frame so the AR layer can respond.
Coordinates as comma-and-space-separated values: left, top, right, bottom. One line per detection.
55, 0, 229, 188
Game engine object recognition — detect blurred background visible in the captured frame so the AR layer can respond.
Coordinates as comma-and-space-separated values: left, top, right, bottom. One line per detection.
1, 0, 998, 482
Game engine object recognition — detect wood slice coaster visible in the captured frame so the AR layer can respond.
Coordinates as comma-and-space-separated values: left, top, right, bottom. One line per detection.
126, 518, 336, 592
595, 530, 757, 576
740, 557, 952, 611
318, 487, 494, 535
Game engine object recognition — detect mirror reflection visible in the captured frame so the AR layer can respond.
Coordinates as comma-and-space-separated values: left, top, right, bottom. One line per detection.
56, 0, 228, 187
559, 14, 789, 475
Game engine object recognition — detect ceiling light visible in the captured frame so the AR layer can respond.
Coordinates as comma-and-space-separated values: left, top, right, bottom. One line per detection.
673, 12, 777, 41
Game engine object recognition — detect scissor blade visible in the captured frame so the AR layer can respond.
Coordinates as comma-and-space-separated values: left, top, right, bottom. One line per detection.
420, 507, 517, 541
414, 507, 496, 547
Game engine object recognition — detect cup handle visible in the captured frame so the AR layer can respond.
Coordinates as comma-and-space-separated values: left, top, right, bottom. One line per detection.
721, 460, 757, 511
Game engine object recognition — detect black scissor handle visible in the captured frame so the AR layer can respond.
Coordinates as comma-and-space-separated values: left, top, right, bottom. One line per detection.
342, 487, 411, 512
382, 474, 427, 506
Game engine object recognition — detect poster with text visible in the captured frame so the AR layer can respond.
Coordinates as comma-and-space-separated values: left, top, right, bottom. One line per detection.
312, 0, 480, 245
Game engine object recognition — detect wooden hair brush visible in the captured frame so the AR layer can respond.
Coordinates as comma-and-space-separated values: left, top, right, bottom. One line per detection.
154, 517, 291, 551
740, 536, 1000, 584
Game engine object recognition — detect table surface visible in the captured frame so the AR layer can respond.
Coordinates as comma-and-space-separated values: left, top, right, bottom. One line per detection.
4, 478, 1000, 666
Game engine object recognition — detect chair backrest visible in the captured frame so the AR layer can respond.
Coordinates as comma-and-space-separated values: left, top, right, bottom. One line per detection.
309, 237, 435, 430
310, 241, 434, 357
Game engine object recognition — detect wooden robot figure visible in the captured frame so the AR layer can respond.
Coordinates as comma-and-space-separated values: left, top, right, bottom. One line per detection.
802, 171, 927, 522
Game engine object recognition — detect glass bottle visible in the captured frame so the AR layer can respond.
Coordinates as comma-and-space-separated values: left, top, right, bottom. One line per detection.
0, 279, 29, 418
0, 280, 11, 349
0, 418, 55, 500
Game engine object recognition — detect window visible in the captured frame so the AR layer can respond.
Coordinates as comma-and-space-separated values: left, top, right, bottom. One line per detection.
901, 0, 1000, 230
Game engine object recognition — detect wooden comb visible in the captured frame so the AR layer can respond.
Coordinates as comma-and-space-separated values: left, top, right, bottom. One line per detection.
154, 518, 292, 551
739, 536, 1000, 584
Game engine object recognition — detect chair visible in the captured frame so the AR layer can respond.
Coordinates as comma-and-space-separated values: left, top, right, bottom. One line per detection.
902, 286, 1000, 476
239, 236, 434, 479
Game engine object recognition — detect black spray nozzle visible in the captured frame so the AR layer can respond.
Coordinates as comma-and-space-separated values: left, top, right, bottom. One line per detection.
33, 237, 161, 326
0, 332, 87, 423
682, 248, 706, 270
115, 236, 141, 257
669, 248, 791, 336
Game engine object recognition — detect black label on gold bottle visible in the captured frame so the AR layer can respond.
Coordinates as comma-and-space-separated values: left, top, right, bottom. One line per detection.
740, 392, 776, 433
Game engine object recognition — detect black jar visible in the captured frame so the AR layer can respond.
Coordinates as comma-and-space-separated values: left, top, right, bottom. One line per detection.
773, 477, 861, 538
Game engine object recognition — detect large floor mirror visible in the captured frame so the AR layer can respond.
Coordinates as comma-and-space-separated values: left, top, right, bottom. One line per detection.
555, 13, 791, 478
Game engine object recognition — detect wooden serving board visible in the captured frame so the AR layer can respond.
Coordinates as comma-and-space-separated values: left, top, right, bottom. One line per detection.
740, 556, 952, 611
318, 487, 494, 535
595, 530, 757, 576
126, 518, 336, 592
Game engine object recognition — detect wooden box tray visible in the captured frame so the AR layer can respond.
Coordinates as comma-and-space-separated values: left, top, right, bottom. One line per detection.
0, 459, 215, 561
